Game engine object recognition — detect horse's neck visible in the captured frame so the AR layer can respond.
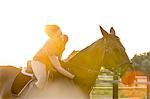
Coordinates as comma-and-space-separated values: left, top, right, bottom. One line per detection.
62, 52, 104, 93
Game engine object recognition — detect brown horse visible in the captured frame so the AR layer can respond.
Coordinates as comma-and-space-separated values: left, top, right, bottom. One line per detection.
0, 26, 135, 99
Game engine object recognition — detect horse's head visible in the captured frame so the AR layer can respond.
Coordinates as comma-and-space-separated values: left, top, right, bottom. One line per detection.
100, 26, 136, 85
62, 26, 135, 93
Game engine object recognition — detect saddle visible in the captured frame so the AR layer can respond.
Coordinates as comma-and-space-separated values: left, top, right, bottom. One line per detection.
11, 61, 34, 96
11, 71, 33, 96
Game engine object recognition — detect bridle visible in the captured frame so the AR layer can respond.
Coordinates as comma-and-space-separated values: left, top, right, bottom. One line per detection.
102, 37, 135, 76
117, 61, 134, 76
68, 37, 135, 76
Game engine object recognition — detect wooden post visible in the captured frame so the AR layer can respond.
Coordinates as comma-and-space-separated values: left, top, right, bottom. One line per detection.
113, 70, 118, 99
147, 75, 150, 99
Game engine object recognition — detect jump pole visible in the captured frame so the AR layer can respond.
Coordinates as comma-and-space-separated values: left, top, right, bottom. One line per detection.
113, 70, 118, 99
147, 74, 150, 99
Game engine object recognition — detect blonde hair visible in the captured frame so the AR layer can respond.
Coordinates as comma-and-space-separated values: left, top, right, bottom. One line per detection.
44, 25, 62, 37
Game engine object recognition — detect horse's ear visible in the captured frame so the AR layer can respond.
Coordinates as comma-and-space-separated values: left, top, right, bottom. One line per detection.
110, 27, 115, 35
99, 25, 108, 37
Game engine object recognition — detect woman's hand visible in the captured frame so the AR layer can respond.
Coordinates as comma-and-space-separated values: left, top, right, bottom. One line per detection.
70, 74, 75, 79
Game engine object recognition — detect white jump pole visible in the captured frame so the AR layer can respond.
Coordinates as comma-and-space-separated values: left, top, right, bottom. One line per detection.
98, 80, 150, 84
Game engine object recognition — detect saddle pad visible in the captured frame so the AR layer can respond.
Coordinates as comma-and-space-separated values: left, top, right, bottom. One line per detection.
11, 72, 33, 96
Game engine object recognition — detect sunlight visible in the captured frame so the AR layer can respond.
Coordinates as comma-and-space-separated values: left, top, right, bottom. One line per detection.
0, 0, 150, 68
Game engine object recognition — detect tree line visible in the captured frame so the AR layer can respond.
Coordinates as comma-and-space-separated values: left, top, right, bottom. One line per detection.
131, 52, 150, 75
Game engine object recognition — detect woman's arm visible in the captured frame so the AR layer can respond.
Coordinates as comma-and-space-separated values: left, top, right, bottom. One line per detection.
48, 55, 75, 79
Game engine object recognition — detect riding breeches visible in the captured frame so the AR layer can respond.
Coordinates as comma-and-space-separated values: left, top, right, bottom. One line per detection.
31, 60, 48, 88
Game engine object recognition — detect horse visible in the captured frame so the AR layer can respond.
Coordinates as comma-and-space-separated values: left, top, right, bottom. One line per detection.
0, 26, 136, 99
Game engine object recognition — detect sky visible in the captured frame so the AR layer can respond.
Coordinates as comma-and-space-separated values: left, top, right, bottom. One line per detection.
0, 0, 150, 67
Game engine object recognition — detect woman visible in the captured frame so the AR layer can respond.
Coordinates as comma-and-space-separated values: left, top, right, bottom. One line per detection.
31, 25, 75, 89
